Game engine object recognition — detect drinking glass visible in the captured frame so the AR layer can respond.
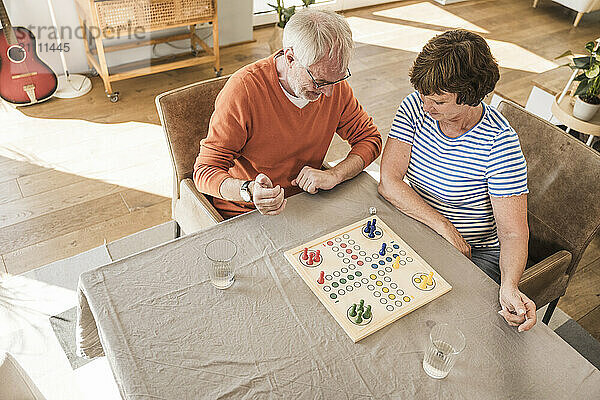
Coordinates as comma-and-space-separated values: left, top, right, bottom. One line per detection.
423, 323, 465, 379
204, 239, 237, 289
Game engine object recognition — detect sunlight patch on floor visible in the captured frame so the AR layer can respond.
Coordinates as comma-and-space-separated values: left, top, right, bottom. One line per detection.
346, 17, 558, 73
0, 102, 172, 198
373, 3, 489, 33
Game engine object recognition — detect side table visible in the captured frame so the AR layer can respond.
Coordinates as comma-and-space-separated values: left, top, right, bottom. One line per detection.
551, 94, 600, 146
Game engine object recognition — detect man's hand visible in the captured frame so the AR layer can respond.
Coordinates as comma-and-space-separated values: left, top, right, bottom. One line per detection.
291, 166, 340, 194
439, 222, 471, 259
498, 285, 536, 332
252, 173, 286, 215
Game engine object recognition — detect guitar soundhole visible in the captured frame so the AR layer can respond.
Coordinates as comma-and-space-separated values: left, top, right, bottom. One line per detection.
7, 45, 27, 63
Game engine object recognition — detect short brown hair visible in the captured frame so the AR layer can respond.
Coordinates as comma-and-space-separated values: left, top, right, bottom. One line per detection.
409, 29, 499, 106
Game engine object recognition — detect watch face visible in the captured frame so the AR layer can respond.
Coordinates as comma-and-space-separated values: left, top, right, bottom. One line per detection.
241, 181, 252, 202
241, 189, 251, 202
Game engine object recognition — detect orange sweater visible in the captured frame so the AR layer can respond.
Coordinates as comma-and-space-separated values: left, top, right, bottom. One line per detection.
194, 53, 382, 218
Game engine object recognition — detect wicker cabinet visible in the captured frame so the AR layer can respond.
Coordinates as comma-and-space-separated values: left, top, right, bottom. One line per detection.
74, 0, 220, 102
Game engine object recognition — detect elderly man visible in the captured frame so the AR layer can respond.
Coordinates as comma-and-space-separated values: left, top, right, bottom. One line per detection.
194, 9, 381, 218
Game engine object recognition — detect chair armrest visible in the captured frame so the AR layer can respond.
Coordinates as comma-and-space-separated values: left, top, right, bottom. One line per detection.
518, 250, 572, 307
174, 178, 224, 234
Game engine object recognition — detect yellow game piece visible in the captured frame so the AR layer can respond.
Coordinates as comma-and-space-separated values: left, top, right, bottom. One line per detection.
419, 280, 428, 290
392, 257, 400, 269
426, 272, 434, 286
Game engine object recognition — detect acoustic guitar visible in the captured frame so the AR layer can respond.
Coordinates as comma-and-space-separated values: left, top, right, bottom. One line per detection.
0, 0, 57, 105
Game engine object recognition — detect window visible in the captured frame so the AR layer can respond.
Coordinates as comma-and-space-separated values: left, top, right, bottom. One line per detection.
252, 1, 400, 26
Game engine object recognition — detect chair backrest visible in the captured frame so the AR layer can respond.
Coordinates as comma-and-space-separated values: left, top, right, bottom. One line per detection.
155, 75, 230, 199
498, 100, 600, 277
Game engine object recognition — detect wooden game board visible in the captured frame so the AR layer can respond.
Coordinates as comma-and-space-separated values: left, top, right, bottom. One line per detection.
285, 216, 452, 342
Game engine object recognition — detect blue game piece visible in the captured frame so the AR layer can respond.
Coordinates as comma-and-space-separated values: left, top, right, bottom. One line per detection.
364, 220, 371, 233
371, 218, 377, 228
379, 243, 387, 256
368, 229, 375, 238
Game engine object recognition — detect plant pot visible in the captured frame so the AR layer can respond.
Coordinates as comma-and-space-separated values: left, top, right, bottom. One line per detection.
268, 25, 283, 54
572, 96, 600, 121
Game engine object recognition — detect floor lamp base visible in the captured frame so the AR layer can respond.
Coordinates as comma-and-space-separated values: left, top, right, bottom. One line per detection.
54, 74, 92, 99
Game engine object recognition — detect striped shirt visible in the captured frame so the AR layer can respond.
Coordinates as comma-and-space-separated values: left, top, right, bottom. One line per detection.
389, 92, 528, 247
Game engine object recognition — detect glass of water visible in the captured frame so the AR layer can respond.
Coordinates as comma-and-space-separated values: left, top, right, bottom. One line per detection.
423, 323, 465, 379
204, 239, 237, 289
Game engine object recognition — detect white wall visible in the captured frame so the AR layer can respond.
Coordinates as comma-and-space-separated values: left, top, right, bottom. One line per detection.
6, 0, 253, 75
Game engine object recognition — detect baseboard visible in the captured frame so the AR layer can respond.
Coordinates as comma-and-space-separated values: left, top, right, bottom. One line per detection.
433, 0, 470, 4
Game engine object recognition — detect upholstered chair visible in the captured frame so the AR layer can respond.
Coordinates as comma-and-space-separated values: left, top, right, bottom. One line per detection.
532, 0, 600, 26
498, 100, 600, 324
156, 76, 229, 237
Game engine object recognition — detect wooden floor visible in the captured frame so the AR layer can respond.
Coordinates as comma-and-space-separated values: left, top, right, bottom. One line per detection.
1, 0, 599, 338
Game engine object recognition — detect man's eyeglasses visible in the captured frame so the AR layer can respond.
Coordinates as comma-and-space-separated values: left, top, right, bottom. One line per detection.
305, 67, 351, 89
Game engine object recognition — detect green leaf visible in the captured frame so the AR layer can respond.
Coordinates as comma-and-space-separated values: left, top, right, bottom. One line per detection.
574, 79, 593, 96
555, 50, 573, 59
573, 57, 591, 69
585, 41, 595, 53
282, 5, 295, 18
586, 64, 600, 79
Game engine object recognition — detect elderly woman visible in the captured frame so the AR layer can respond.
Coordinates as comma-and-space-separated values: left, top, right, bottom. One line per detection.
378, 29, 536, 332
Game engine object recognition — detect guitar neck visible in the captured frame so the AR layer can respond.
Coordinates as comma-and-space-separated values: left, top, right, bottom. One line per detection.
0, 0, 17, 45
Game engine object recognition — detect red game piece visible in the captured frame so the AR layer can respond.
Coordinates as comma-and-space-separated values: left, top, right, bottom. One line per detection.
317, 271, 325, 284
314, 250, 321, 262
307, 252, 314, 265
302, 247, 308, 260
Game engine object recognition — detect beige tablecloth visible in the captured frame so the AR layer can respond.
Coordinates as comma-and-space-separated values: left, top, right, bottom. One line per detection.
77, 173, 600, 399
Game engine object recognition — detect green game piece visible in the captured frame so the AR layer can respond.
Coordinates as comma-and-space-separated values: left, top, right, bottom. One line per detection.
355, 313, 363, 324
349, 304, 357, 317
363, 305, 372, 319
347, 275, 354, 280
339, 278, 347, 284
330, 293, 337, 299
359, 299, 365, 308
332, 282, 339, 288
355, 271, 362, 277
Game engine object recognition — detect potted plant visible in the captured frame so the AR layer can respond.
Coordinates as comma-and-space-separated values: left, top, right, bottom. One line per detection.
559, 40, 600, 121
267, 0, 315, 53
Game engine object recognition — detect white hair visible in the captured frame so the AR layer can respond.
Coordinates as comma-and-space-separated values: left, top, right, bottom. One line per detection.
282, 9, 354, 71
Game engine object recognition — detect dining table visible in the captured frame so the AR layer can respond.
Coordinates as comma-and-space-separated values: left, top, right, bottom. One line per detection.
76, 172, 600, 399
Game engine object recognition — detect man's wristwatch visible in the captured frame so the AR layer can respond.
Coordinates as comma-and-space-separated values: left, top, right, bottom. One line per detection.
240, 180, 253, 202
